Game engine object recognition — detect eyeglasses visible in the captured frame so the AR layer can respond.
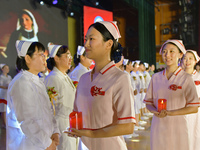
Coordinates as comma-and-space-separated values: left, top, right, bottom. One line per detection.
33, 53, 46, 58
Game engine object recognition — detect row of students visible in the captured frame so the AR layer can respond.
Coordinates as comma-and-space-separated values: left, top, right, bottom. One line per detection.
6, 21, 135, 150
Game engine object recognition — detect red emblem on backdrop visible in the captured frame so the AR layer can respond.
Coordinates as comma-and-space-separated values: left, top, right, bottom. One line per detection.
169, 84, 182, 91
90, 86, 105, 96
194, 81, 200, 85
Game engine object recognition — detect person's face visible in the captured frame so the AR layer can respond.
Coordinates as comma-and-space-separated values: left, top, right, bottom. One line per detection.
196, 65, 200, 70
182, 52, 196, 69
84, 27, 112, 61
162, 43, 183, 67
127, 62, 133, 71
55, 50, 72, 71
81, 55, 93, 68
151, 65, 155, 71
133, 63, 139, 72
21, 14, 33, 30
26, 47, 46, 74
2, 65, 9, 74
139, 64, 145, 72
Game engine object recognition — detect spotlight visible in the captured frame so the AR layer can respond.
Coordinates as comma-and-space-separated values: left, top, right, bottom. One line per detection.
96, 1, 99, 6
40, 1, 44, 5
52, 0, 58, 5
70, 12, 74, 16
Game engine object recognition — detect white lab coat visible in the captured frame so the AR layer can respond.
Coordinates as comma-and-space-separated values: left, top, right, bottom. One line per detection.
0, 74, 12, 112
44, 67, 76, 150
6, 70, 59, 150
69, 63, 89, 82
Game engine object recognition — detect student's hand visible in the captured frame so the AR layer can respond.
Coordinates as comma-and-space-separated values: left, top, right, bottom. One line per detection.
154, 110, 167, 118
45, 140, 57, 150
51, 133, 59, 146
64, 128, 93, 138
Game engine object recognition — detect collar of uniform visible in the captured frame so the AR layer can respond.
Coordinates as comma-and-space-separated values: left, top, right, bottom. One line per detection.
22, 70, 39, 81
162, 67, 182, 76
99, 61, 115, 75
78, 62, 88, 71
193, 70, 197, 75
53, 67, 67, 77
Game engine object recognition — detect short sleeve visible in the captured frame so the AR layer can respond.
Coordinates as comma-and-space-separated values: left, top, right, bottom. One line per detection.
113, 73, 136, 124
185, 76, 199, 107
143, 77, 154, 105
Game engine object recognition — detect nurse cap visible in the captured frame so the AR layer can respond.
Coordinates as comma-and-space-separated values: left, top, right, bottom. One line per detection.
135, 60, 141, 65
186, 50, 200, 63
159, 39, 186, 55
123, 59, 129, 65
0, 64, 6, 69
77, 46, 85, 56
132, 61, 135, 66
48, 44, 62, 58
144, 62, 149, 68
98, 21, 121, 39
16, 40, 33, 57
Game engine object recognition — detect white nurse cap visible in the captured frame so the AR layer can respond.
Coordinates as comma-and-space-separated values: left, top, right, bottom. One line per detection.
16, 40, 33, 57
160, 39, 186, 54
48, 44, 62, 58
186, 50, 200, 63
135, 60, 141, 64
144, 62, 149, 68
132, 61, 135, 66
0, 64, 6, 69
77, 46, 85, 56
123, 59, 129, 65
98, 21, 121, 39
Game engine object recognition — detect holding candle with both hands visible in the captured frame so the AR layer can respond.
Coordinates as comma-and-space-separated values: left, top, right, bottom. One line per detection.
157, 99, 167, 112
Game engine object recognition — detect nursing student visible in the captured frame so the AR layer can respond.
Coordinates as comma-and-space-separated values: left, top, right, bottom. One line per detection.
182, 50, 200, 150
7, 40, 59, 150
65, 21, 135, 150
45, 45, 76, 150
0, 64, 12, 128
69, 45, 92, 82
144, 39, 199, 150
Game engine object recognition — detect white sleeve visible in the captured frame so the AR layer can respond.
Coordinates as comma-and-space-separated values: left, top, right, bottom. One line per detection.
10, 80, 52, 149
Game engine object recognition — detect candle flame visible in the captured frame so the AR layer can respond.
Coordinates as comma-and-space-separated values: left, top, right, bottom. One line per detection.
161, 100, 163, 104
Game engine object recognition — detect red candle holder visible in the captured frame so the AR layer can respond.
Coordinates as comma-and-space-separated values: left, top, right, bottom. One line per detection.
69, 111, 83, 130
158, 99, 167, 112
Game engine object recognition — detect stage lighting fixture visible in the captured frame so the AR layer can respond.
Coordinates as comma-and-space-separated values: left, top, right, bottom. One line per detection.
70, 12, 74, 16
40, 1, 44, 5
52, 0, 58, 5
96, 2, 99, 6
162, 28, 170, 35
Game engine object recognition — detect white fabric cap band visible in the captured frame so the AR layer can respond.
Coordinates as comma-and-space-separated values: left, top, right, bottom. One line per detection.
77, 46, 85, 56
159, 39, 186, 54
123, 59, 129, 65
48, 44, 62, 58
135, 60, 141, 65
16, 40, 33, 57
186, 50, 200, 63
98, 21, 121, 39
144, 62, 149, 68
0, 64, 6, 69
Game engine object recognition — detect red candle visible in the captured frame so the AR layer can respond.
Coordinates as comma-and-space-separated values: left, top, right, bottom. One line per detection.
158, 99, 167, 112
69, 111, 83, 130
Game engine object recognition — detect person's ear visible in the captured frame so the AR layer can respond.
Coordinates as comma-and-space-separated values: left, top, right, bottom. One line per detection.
106, 39, 113, 50
54, 55, 59, 64
25, 55, 32, 65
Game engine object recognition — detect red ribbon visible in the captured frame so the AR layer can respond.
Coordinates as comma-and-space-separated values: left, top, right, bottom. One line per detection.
194, 81, 200, 85
0, 99, 7, 105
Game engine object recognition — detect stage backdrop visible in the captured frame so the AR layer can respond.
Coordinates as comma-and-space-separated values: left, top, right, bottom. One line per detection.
0, 0, 68, 77
83, 6, 113, 40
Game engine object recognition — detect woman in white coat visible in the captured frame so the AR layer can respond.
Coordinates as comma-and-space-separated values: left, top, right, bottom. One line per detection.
69, 45, 92, 82
7, 40, 60, 150
0, 64, 12, 128
45, 45, 76, 150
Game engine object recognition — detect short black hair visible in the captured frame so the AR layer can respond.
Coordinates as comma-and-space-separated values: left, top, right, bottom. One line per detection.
46, 45, 69, 70
16, 42, 45, 71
